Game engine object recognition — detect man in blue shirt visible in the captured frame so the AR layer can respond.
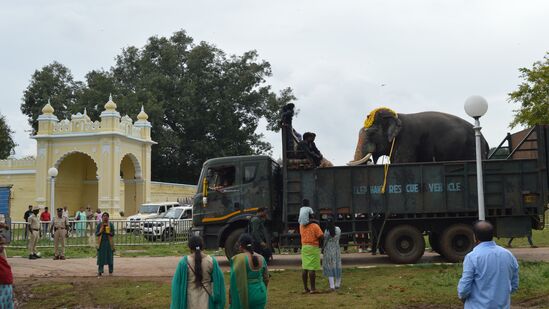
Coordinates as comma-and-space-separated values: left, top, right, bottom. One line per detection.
458, 221, 519, 308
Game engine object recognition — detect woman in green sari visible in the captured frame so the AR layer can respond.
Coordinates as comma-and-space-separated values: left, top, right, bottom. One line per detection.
171, 236, 226, 309
95, 212, 115, 276
229, 233, 269, 309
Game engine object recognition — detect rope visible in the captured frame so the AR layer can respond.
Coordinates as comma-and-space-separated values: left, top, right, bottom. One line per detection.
381, 137, 396, 194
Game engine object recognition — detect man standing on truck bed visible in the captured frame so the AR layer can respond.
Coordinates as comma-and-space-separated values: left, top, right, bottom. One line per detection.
458, 221, 519, 308
249, 207, 272, 263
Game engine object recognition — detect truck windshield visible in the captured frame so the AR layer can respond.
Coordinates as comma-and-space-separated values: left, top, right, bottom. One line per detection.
139, 205, 160, 214
209, 166, 236, 188
164, 208, 184, 219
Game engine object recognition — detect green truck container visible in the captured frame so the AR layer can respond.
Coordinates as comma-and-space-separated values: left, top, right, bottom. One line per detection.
191, 115, 547, 264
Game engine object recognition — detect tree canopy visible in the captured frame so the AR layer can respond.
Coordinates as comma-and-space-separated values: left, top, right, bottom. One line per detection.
509, 53, 549, 128
0, 114, 16, 159
21, 30, 295, 183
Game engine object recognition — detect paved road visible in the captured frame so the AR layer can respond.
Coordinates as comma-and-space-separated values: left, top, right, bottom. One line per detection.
8, 247, 549, 278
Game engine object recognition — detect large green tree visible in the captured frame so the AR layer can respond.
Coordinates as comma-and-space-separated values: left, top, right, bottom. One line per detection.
21, 61, 83, 131
509, 53, 549, 128
0, 114, 16, 159
20, 30, 294, 183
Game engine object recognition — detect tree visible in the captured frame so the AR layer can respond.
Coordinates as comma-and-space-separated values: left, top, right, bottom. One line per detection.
0, 114, 16, 159
21, 62, 83, 132
509, 53, 549, 128
20, 30, 295, 183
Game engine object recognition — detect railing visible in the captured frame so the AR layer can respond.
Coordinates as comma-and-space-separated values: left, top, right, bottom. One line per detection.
6, 219, 192, 248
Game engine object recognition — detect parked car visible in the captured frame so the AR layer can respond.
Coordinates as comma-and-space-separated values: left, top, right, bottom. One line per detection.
125, 202, 178, 233
143, 205, 193, 241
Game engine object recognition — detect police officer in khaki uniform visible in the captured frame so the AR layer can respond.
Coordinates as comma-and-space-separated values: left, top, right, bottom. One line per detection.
27, 206, 41, 259
50, 208, 69, 260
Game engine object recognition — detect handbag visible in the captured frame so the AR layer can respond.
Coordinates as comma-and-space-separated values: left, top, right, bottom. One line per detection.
187, 259, 213, 298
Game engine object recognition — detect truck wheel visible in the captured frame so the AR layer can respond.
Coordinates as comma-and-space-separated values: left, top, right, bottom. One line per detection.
384, 225, 425, 264
439, 224, 474, 263
224, 228, 245, 259
428, 232, 441, 254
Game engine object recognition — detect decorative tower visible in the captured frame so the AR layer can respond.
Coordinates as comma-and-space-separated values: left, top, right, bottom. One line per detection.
134, 105, 153, 207
100, 94, 121, 131
37, 99, 58, 135
135, 105, 152, 140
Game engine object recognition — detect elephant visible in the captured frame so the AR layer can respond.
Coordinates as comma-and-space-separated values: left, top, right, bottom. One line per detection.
349, 108, 489, 165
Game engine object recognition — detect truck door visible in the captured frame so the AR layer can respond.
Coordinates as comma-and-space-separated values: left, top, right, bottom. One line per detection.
205, 164, 242, 215
241, 160, 270, 211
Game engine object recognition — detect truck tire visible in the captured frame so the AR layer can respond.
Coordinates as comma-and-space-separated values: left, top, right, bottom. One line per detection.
384, 225, 425, 264
439, 224, 474, 263
428, 232, 441, 254
224, 228, 245, 259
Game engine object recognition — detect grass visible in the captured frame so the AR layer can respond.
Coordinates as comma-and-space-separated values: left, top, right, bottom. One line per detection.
14, 262, 549, 309
494, 229, 549, 248
7, 226, 549, 259
5, 244, 225, 259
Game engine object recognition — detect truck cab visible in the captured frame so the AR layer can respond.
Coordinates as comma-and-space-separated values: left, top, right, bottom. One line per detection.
191, 155, 281, 256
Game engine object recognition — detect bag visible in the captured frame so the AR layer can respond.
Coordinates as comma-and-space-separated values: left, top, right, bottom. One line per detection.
187, 259, 212, 298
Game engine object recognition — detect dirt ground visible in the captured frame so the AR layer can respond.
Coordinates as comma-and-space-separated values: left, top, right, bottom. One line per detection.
8, 248, 549, 308
8, 247, 549, 278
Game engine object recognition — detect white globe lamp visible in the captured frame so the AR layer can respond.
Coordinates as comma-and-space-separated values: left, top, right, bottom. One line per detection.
464, 95, 488, 118
48, 167, 58, 215
48, 167, 58, 178
464, 96, 489, 221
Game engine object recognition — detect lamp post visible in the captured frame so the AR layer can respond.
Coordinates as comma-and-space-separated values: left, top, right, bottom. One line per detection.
464, 96, 489, 221
48, 167, 58, 212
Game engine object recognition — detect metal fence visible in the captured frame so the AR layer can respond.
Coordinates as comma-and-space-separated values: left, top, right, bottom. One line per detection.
6, 219, 192, 248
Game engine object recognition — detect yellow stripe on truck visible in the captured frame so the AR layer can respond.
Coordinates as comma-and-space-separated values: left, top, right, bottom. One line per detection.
201, 207, 258, 223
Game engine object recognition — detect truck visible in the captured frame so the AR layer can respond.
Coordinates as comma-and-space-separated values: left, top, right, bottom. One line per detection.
191, 112, 547, 264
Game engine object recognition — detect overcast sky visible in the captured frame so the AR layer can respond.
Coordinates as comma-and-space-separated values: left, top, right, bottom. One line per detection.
1, 0, 548, 167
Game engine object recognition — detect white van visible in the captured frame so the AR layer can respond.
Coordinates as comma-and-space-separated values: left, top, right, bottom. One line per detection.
125, 202, 179, 232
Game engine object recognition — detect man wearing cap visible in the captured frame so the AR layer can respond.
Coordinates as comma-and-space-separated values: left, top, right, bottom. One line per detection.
27, 206, 41, 259
23, 205, 33, 239
50, 208, 69, 260
298, 132, 333, 167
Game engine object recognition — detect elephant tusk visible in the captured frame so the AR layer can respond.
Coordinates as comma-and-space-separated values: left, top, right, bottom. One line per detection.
347, 153, 372, 166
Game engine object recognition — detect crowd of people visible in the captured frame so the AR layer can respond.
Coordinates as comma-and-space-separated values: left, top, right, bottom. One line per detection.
0, 208, 115, 308
0, 198, 525, 308
168, 201, 343, 308
22, 204, 106, 260
167, 201, 521, 308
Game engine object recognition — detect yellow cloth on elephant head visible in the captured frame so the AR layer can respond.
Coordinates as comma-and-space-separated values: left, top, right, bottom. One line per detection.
364, 107, 398, 128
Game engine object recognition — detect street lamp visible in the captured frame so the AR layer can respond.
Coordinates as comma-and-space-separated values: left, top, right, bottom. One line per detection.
464, 95, 488, 220
48, 167, 58, 212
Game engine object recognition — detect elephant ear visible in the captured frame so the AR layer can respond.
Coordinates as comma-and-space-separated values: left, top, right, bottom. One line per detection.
387, 117, 402, 142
